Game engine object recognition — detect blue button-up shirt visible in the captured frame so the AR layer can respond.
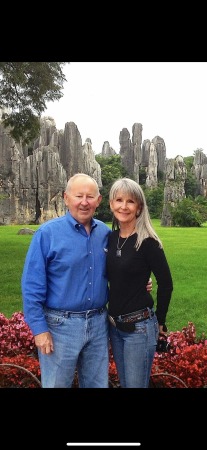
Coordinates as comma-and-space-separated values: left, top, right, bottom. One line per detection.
22, 211, 111, 336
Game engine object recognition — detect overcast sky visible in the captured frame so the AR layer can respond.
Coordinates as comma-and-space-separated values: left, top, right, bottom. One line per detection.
44, 62, 207, 159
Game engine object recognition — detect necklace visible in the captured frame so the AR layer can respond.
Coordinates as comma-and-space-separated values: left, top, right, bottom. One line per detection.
116, 229, 135, 257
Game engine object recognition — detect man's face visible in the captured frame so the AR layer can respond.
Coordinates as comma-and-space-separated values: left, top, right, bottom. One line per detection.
64, 177, 102, 225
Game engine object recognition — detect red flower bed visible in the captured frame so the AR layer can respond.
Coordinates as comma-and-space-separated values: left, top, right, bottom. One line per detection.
0, 311, 37, 358
151, 322, 207, 388
0, 312, 40, 387
0, 355, 41, 388
0, 313, 206, 388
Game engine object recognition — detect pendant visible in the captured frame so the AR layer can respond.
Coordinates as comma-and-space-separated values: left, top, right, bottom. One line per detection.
116, 249, 122, 257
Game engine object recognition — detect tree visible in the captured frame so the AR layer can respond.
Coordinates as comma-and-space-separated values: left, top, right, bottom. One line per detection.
95, 154, 129, 221
184, 171, 200, 198
143, 185, 164, 218
0, 62, 68, 145
170, 197, 207, 227
183, 155, 200, 198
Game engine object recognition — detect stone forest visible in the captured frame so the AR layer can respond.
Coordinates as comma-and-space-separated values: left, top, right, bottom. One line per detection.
0, 115, 207, 226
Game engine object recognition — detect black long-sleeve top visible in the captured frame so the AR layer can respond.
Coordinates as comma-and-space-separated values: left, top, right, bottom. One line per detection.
106, 231, 173, 325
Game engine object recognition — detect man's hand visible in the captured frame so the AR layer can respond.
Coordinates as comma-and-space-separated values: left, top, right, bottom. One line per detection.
34, 331, 54, 354
146, 277, 152, 292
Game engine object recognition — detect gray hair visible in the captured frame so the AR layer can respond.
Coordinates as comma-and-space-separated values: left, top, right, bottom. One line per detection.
109, 177, 162, 249
65, 173, 100, 195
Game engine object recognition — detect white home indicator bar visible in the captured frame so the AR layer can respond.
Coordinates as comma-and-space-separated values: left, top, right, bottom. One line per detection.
66, 444, 141, 447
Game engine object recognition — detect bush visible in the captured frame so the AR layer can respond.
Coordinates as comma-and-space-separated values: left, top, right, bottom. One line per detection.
151, 322, 207, 388
170, 197, 207, 227
0, 311, 40, 387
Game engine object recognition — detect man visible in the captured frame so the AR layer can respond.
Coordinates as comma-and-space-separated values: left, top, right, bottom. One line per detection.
22, 173, 152, 388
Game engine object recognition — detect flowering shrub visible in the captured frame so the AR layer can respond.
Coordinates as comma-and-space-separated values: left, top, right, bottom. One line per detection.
0, 355, 41, 388
0, 313, 207, 388
0, 311, 36, 357
0, 311, 40, 387
151, 322, 207, 388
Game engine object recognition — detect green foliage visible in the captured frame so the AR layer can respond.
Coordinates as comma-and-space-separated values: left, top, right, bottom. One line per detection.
143, 184, 164, 218
95, 154, 129, 221
183, 155, 194, 170
184, 171, 200, 198
183, 156, 200, 198
157, 169, 165, 183
170, 197, 207, 227
195, 194, 207, 206
139, 166, 147, 185
0, 62, 68, 145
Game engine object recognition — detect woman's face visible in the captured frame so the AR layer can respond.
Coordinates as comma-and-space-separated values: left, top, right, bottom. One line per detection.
110, 190, 140, 225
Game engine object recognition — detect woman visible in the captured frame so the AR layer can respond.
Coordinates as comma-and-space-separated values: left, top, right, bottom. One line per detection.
106, 178, 173, 388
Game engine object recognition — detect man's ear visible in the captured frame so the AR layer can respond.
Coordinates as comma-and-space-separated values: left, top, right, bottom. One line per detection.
97, 194, 102, 206
64, 191, 69, 207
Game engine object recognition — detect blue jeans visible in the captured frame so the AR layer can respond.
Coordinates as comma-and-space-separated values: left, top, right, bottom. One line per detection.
38, 307, 109, 388
109, 311, 159, 388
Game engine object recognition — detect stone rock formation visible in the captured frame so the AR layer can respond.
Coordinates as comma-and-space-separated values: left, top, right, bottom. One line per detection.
161, 155, 187, 226
119, 123, 142, 182
1, 111, 207, 226
151, 136, 166, 174
0, 117, 102, 225
192, 149, 207, 197
119, 126, 166, 187
141, 139, 151, 167
132, 123, 143, 183
17, 228, 36, 235
119, 127, 134, 179
146, 142, 158, 188
101, 141, 116, 157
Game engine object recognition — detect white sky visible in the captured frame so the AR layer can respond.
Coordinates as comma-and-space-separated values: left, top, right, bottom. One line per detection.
44, 62, 207, 159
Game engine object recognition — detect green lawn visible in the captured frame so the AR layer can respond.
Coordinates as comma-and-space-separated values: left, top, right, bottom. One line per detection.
152, 220, 207, 337
0, 221, 207, 338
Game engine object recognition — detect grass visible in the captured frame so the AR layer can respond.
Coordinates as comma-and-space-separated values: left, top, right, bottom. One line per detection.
0, 221, 207, 338
151, 220, 207, 338
0, 225, 38, 316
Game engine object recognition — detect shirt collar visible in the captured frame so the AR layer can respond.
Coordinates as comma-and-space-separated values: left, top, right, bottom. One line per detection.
66, 210, 97, 231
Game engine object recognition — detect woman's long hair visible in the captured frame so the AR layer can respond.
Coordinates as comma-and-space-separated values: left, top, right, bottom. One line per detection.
109, 178, 163, 250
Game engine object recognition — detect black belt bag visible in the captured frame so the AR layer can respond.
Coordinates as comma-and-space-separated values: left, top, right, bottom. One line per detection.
108, 308, 154, 332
